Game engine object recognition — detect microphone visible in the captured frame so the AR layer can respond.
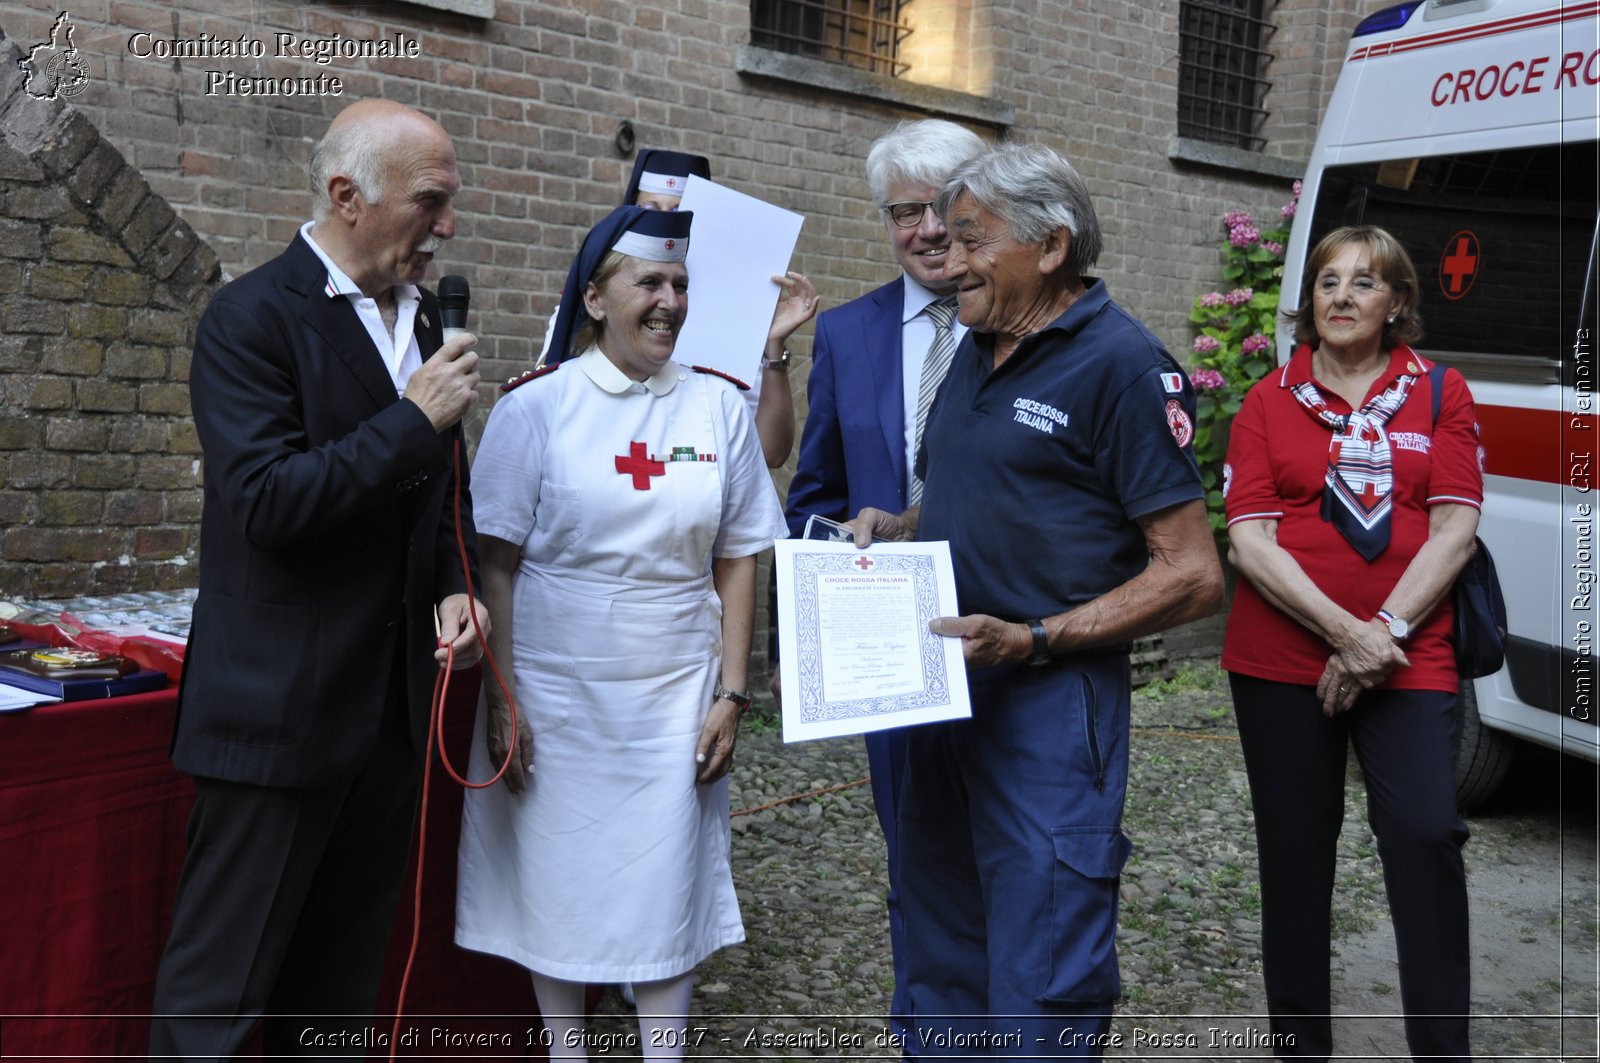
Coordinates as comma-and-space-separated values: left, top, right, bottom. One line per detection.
438, 274, 470, 343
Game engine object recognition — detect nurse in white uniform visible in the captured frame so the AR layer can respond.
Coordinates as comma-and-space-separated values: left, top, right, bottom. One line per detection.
455, 206, 791, 1060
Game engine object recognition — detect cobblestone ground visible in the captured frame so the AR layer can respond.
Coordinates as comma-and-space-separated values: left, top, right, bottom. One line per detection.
573, 663, 1598, 1061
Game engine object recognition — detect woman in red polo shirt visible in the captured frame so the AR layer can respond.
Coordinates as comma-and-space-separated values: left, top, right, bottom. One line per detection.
1222, 225, 1481, 1063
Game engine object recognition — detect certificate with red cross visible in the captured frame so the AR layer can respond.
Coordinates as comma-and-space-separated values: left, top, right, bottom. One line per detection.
774, 538, 971, 743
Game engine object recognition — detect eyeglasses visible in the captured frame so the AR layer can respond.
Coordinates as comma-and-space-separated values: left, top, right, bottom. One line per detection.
883, 201, 936, 228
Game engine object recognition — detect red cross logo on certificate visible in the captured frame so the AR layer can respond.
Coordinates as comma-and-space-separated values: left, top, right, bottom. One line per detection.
1438, 231, 1480, 301
615, 441, 665, 490
853, 555, 875, 571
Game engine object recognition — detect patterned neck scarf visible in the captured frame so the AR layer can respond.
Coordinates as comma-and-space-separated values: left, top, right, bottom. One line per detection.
1289, 369, 1419, 561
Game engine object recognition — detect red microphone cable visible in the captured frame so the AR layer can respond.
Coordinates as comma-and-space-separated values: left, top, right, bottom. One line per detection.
391, 435, 522, 1057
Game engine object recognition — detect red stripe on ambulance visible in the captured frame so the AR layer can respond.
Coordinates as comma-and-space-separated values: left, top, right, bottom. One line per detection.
1477, 404, 1599, 485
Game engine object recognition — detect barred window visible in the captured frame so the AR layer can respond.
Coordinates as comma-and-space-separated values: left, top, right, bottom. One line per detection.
1178, 0, 1276, 151
750, 0, 910, 78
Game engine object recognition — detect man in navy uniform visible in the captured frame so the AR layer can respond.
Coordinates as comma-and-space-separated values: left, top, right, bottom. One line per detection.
851, 145, 1223, 1056
783, 118, 984, 1043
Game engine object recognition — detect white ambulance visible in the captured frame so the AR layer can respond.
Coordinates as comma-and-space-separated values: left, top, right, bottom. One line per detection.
1281, 0, 1599, 807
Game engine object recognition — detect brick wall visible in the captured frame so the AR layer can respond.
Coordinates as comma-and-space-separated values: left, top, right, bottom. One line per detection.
0, 0, 1386, 648
0, 2, 1383, 382
0, 31, 219, 600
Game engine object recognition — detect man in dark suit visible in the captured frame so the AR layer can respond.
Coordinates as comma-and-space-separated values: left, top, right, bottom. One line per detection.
782, 118, 984, 1043
150, 99, 487, 1059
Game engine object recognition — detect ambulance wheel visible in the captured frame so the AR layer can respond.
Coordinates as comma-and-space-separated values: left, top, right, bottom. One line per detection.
1454, 679, 1513, 813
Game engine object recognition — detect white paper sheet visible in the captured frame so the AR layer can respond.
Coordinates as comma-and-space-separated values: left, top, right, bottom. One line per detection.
674, 175, 804, 397
0, 681, 60, 712
775, 539, 972, 743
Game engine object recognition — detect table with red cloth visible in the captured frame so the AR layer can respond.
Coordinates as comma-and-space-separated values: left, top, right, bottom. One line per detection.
0, 671, 542, 1060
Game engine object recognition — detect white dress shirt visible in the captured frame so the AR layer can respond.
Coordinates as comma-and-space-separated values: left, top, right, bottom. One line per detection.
300, 221, 423, 397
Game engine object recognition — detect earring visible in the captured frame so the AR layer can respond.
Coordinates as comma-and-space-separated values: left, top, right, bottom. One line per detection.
1386, 315, 1396, 323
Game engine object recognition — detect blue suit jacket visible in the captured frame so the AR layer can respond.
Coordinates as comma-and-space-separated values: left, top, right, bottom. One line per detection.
786, 276, 911, 536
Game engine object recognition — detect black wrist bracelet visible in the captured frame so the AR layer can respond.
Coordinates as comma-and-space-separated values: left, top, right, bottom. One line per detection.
1026, 619, 1053, 667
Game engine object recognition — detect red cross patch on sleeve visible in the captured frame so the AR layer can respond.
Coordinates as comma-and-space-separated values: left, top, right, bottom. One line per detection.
1165, 399, 1194, 448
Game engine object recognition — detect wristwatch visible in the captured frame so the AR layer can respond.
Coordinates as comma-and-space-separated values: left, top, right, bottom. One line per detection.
713, 684, 753, 713
1026, 619, 1053, 667
1375, 608, 1411, 641
759, 347, 791, 371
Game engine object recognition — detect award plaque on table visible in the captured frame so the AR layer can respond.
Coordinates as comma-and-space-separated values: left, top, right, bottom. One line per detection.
0, 647, 168, 701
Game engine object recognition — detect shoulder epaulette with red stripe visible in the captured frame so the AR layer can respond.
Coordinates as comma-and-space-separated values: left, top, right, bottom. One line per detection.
499, 364, 560, 393
691, 365, 750, 391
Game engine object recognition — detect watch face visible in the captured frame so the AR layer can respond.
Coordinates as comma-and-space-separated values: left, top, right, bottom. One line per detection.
1389, 617, 1410, 639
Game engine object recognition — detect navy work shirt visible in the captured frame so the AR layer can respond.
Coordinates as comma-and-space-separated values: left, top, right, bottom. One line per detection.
915, 278, 1204, 622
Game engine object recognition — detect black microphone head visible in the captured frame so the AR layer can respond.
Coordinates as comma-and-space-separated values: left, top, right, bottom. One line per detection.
438, 274, 470, 311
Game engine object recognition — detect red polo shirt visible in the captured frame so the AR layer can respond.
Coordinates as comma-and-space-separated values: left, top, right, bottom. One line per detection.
1221, 344, 1484, 692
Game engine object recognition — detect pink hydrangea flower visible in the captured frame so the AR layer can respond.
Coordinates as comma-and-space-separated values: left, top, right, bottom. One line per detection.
1241, 333, 1271, 354
1229, 224, 1262, 248
1224, 287, 1254, 306
1281, 200, 1297, 220
1191, 368, 1227, 391
1223, 210, 1254, 231
1263, 240, 1284, 255
1199, 291, 1227, 308
1292, 179, 1303, 197
1193, 335, 1223, 354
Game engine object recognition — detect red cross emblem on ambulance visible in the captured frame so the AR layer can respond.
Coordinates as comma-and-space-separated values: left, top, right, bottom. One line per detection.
1438, 231, 1481, 301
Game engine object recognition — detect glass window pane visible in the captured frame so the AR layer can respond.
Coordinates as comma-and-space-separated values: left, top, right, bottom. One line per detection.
1307, 145, 1598, 366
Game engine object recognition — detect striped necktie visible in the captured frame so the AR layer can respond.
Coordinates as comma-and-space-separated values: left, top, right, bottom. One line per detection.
909, 297, 958, 506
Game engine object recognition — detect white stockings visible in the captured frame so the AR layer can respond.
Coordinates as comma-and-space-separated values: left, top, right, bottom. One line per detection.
531, 971, 695, 1062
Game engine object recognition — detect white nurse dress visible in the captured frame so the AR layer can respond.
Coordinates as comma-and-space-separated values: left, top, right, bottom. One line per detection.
455, 348, 785, 983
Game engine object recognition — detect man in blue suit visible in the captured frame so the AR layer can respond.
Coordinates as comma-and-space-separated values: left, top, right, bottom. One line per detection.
783, 118, 984, 1042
